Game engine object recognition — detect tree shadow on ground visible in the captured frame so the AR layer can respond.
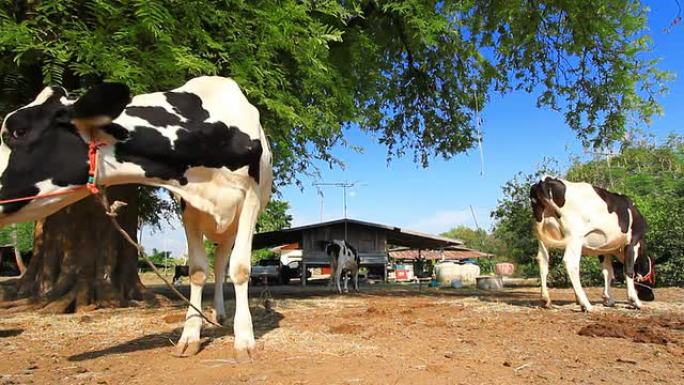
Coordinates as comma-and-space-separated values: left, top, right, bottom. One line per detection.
67, 306, 283, 362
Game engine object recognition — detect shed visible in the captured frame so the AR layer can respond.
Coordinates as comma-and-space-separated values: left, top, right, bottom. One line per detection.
252, 218, 464, 285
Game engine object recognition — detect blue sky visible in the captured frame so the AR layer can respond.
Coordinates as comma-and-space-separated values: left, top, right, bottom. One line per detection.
144, 1, 684, 258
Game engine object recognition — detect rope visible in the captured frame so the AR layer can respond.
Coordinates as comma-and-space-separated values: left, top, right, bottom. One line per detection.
472, 85, 485, 177
258, 276, 274, 311
94, 191, 224, 328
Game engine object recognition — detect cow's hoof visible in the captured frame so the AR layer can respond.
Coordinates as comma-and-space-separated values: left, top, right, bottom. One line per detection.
580, 304, 594, 313
234, 347, 254, 363
173, 339, 201, 357
602, 298, 615, 307
629, 300, 642, 310
541, 299, 552, 309
234, 341, 262, 363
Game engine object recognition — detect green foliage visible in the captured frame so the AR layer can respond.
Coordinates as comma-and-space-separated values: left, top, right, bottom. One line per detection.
251, 248, 278, 264
203, 239, 217, 269
137, 186, 180, 231
441, 225, 486, 249
0, 222, 34, 253
0, 0, 668, 184
441, 225, 506, 274
441, 225, 505, 255
145, 247, 172, 267
256, 200, 293, 233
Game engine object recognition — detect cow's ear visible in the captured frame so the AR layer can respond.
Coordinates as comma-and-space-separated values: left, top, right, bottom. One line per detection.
70, 83, 130, 132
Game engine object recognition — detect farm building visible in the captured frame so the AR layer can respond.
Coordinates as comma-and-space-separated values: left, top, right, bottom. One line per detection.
252, 218, 489, 284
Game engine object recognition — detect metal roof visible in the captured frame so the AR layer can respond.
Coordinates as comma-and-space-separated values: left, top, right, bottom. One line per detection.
253, 218, 464, 250
389, 247, 492, 261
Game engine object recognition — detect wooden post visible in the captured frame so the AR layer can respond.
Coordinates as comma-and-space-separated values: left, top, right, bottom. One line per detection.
301, 262, 307, 286
383, 263, 388, 283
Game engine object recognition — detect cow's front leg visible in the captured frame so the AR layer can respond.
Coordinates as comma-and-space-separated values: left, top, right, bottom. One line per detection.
343, 273, 349, 293
175, 211, 208, 357
536, 241, 552, 308
600, 255, 615, 307
353, 268, 359, 293
564, 238, 593, 312
230, 190, 261, 361
624, 244, 643, 309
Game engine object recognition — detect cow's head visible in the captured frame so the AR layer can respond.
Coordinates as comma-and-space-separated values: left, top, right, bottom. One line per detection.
0, 83, 130, 225
529, 176, 566, 221
324, 240, 342, 258
634, 242, 655, 301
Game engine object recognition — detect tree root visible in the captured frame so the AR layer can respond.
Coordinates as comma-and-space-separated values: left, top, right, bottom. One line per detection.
0, 283, 171, 315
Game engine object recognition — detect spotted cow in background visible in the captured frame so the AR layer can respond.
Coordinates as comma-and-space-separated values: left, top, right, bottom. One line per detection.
324, 240, 360, 294
530, 176, 654, 312
0, 76, 273, 359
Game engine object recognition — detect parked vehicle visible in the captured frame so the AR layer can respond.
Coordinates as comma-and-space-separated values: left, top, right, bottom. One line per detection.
250, 258, 311, 285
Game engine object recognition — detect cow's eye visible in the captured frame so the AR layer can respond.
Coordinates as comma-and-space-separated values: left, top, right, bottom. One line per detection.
12, 128, 27, 139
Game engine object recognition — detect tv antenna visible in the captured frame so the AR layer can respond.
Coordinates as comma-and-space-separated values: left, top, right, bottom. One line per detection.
313, 181, 366, 240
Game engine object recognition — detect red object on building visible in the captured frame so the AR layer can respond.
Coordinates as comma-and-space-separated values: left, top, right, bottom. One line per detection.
321, 267, 332, 275
395, 269, 409, 280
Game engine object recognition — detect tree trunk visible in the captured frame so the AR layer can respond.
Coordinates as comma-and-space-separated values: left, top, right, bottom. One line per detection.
5, 185, 158, 313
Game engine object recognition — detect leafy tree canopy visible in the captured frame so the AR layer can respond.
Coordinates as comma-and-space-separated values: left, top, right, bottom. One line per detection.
0, 0, 668, 186
441, 225, 503, 255
256, 200, 293, 233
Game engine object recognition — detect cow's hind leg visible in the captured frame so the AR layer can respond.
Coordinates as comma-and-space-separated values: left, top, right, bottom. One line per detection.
600, 255, 615, 307
353, 268, 359, 293
536, 242, 552, 308
335, 265, 343, 294
230, 190, 261, 361
624, 244, 643, 309
175, 209, 208, 357
564, 239, 593, 312
213, 235, 236, 325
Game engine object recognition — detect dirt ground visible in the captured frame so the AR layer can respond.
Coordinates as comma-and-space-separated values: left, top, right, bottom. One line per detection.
1, 280, 683, 385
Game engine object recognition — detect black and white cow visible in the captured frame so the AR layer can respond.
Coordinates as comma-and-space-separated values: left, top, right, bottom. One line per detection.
324, 240, 360, 294
530, 176, 654, 312
173, 265, 190, 286
0, 76, 272, 359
